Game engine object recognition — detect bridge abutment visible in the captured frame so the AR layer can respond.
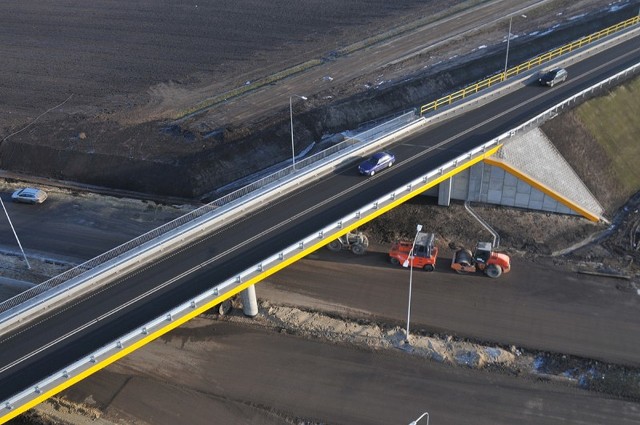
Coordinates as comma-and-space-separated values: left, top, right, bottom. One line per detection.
427, 128, 604, 221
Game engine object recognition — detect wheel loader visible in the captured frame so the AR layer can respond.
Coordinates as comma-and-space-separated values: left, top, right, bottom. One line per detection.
388, 232, 438, 271
326, 231, 369, 255
450, 241, 510, 278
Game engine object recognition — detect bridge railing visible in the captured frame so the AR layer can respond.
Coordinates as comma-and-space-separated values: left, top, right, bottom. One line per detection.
0, 130, 505, 421
0, 110, 418, 315
419, 14, 640, 115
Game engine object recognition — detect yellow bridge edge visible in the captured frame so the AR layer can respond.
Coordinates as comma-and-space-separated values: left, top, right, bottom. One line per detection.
0, 144, 502, 423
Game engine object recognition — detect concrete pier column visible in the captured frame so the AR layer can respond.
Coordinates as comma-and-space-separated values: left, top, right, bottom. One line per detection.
438, 177, 452, 206
241, 285, 259, 317
467, 163, 485, 202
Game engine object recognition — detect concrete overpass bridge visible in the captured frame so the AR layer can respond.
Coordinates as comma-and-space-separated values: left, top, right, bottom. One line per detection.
0, 18, 638, 423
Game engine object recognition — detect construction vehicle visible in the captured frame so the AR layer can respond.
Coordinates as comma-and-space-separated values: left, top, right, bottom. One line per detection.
326, 231, 369, 255
450, 241, 511, 278
388, 232, 438, 271
211, 296, 234, 316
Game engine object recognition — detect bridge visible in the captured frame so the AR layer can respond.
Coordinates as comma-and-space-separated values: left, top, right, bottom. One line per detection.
0, 18, 639, 423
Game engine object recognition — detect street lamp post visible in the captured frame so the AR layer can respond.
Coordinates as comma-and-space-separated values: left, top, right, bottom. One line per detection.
289, 95, 307, 171
503, 14, 527, 80
402, 224, 423, 343
408, 411, 429, 425
0, 197, 30, 269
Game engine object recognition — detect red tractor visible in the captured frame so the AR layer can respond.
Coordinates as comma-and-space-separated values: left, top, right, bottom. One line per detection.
451, 241, 511, 278
389, 232, 438, 271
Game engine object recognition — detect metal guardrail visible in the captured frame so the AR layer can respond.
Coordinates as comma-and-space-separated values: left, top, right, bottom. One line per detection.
0, 111, 417, 315
419, 15, 640, 115
506, 62, 640, 133
0, 132, 504, 422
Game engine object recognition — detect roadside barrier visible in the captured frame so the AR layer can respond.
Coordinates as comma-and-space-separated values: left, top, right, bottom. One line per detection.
419, 14, 640, 115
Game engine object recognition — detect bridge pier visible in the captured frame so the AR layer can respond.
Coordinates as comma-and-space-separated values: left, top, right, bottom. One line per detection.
437, 177, 452, 206
241, 285, 259, 317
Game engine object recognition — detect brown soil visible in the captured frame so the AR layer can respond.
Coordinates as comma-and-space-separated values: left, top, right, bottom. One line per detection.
1, 0, 637, 198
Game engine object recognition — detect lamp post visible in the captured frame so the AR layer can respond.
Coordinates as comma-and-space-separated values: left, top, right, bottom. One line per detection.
503, 14, 527, 80
402, 224, 423, 343
0, 197, 30, 269
289, 95, 307, 171
408, 411, 429, 425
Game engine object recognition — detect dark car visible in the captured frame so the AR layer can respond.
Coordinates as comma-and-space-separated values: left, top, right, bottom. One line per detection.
358, 151, 396, 176
11, 187, 48, 204
538, 67, 568, 87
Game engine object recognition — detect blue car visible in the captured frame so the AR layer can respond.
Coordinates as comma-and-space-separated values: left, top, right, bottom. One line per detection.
358, 151, 396, 176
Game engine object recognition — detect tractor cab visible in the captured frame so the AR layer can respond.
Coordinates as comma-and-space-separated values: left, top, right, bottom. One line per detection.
474, 242, 493, 264
389, 232, 438, 271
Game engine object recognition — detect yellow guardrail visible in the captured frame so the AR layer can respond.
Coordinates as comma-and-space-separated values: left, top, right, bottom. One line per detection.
420, 15, 640, 115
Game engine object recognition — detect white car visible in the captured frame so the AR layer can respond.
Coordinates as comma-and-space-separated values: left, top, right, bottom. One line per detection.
11, 187, 48, 204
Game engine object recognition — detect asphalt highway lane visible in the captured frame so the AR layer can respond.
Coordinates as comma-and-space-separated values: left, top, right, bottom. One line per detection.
0, 35, 639, 403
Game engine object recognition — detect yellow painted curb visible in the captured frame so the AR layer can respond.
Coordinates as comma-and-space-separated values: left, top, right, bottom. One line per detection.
483, 157, 600, 222
1, 144, 501, 423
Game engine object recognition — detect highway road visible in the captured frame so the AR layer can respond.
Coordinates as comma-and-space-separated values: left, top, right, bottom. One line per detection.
0, 33, 639, 410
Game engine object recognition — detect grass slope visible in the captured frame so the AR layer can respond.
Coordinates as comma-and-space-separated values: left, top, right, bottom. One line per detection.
576, 77, 640, 196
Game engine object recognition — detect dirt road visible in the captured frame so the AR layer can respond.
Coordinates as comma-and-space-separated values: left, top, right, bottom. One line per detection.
51, 318, 639, 425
